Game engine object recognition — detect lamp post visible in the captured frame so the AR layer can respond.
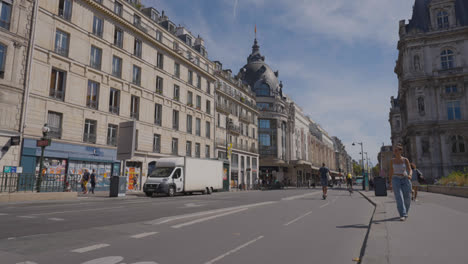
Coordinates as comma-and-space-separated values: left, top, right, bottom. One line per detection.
225, 117, 233, 190
352, 142, 368, 191
36, 124, 50, 192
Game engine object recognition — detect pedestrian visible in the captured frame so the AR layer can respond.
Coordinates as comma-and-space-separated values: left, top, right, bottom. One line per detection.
90, 169, 96, 194
411, 163, 423, 201
82, 169, 90, 194
319, 163, 330, 200
133, 177, 138, 190
389, 143, 413, 221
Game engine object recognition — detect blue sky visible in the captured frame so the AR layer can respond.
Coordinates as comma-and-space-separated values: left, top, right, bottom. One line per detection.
142, 0, 415, 165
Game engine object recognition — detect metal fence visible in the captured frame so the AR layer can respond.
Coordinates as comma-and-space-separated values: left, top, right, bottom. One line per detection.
0, 173, 82, 193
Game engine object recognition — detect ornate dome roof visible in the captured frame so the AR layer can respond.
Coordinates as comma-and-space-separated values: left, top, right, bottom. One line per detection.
238, 39, 282, 97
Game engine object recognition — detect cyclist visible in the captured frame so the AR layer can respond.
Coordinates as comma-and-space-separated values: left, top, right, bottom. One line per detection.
346, 173, 353, 194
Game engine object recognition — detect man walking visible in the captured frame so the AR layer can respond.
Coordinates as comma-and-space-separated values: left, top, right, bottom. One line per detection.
319, 163, 330, 200
90, 169, 96, 194
82, 169, 90, 194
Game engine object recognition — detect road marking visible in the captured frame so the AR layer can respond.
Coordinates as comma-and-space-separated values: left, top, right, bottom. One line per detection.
320, 202, 330, 208
146, 201, 276, 225
81, 256, 123, 264
0, 213, 9, 216
284, 210, 313, 226
16, 261, 38, 264
130, 232, 159, 239
31, 206, 124, 216
204, 236, 264, 264
48, 217, 64, 221
281, 191, 322, 201
72, 243, 110, 253
172, 208, 249, 229
18, 215, 37, 219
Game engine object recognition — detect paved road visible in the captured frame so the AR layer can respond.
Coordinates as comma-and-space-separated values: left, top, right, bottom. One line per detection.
0, 189, 373, 264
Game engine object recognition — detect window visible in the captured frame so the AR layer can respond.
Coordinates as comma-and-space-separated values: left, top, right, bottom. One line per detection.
47, 111, 63, 139
130, 95, 139, 120
134, 39, 142, 58
206, 100, 211, 114
252, 128, 255, 139
157, 52, 164, 69
135, 129, 138, 150
196, 95, 201, 109
172, 138, 178, 155
186, 141, 192, 156
206, 121, 210, 138
437, 10, 449, 29
195, 143, 200, 158
187, 115, 192, 134
196, 118, 201, 136
187, 91, 193, 106
114, 1, 123, 16
194, 57, 199, 66
447, 101, 461, 120
197, 75, 201, 88
156, 30, 163, 42
451, 135, 465, 153
173, 85, 180, 101
173, 41, 179, 51
217, 113, 220, 127
417, 97, 425, 114
256, 83, 270, 96
86, 80, 99, 109
259, 134, 271, 146
207, 81, 211, 94
55, 29, 69, 57
174, 62, 180, 78
441, 49, 454, 70
0, 43, 6, 78
153, 134, 161, 153
50, 68, 66, 100
109, 88, 120, 114
0, 0, 12, 30
92, 16, 103, 37
58, 0, 72, 21
90, 45, 102, 70
107, 124, 118, 146
172, 110, 179, 130
114, 27, 123, 48
205, 145, 210, 158
83, 119, 97, 143
132, 65, 141, 85
112, 56, 122, 78
186, 37, 192, 46
133, 14, 141, 26
445, 85, 457, 94
421, 139, 430, 155
156, 76, 163, 94
94, 0, 102, 4
188, 70, 193, 85
259, 119, 270, 129
154, 103, 162, 125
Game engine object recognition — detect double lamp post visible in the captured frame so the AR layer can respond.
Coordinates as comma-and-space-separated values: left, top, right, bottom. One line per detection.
352, 141, 369, 191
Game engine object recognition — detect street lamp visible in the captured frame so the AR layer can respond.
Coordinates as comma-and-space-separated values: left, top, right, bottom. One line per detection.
36, 123, 50, 192
352, 142, 368, 191
225, 117, 233, 190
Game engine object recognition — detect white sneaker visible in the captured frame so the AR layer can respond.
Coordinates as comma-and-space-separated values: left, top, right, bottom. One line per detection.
400, 217, 406, 221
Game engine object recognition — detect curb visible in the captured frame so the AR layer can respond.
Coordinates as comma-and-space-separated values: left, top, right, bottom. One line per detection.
0, 192, 78, 203
357, 191, 377, 264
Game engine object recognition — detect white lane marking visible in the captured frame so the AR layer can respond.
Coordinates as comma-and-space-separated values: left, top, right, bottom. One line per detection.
72, 243, 110, 253
0, 213, 9, 216
172, 208, 249, 229
18, 215, 37, 219
16, 261, 38, 264
281, 191, 322, 201
204, 236, 264, 264
147, 201, 276, 225
183, 203, 204, 208
284, 210, 313, 226
130, 232, 159, 239
320, 202, 330, 208
48, 217, 64, 221
31, 206, 124, 216
81, 256, 123, 264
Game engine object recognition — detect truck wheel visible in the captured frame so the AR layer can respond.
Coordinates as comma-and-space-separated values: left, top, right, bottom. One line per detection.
207, 187, 212, 195
145, 192, 153, 197
168, 186, 175, 197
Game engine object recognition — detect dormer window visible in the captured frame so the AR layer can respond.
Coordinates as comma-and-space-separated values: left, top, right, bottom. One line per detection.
186, 37, 192, 46
156, 30, 162, 42
437, 10, 449, 29
150, 10, 158, 22
441, 49, 454, 70
134, 14, 141, 26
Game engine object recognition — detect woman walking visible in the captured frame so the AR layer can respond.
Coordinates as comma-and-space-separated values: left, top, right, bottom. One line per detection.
411, 163, 423, 201
389, 144, 413, 221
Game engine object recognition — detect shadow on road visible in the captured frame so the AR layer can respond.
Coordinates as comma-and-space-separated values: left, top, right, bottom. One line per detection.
372, 217, 400, 224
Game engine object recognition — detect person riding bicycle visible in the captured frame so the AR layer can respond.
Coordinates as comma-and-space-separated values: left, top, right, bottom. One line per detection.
346, 173, 353, 190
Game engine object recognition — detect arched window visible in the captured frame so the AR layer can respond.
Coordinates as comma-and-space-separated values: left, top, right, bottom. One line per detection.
417, 97, 425, 114
255, 83, 270, 97
441, 49, 454, 70
437, 11, 449, 29
451, 135, 465, 153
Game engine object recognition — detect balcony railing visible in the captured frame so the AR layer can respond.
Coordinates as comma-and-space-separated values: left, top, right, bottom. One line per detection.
58, 8, 72, 21
83, 134, 97, 144
87, 100, 98, 109
55, 46, 69, 57
0, 20, 10, 30
107, 137, 117, 146
50, 90, 64, 101
130, 112, 139, 120
109, 105, 120, 115
215, 102, 230, 114
49, 128, 62, 139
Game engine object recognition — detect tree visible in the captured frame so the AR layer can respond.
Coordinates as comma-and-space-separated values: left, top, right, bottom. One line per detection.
353, 163, 363, 176
372, 164, 380, 178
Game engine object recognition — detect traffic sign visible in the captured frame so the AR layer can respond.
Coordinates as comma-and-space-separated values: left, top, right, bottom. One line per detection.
36, 139, 51, 147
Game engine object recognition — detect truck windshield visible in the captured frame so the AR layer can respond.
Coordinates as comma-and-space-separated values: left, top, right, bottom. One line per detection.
149, 167, 174, 178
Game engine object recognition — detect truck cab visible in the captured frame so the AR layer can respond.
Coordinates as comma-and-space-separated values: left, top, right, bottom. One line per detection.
144, 166, 184, 197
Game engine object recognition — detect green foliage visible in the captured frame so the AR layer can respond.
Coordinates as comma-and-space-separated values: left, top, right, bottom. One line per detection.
353, 163, 363, 176
437, 169, 468, 187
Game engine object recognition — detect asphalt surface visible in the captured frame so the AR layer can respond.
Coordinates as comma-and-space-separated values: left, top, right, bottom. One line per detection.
0, 189, 373, 264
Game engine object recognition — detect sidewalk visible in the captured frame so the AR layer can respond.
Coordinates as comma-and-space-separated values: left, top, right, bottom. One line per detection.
360, 190, 468, 264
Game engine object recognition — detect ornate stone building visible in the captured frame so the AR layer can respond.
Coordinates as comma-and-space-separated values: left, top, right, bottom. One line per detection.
391, 0, 468, 180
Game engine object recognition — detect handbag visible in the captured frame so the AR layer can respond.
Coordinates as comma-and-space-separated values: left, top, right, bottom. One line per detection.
327, 172, 332, 181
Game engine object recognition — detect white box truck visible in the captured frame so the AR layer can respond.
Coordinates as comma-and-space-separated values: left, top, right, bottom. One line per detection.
143, 157, 223, 197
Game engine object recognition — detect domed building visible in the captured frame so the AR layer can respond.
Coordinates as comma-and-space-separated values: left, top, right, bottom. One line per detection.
238, 38, 294, 184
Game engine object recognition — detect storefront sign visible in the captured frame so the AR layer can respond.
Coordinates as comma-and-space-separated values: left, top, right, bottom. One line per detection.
3, 166, 22, 173
36, 139, 51, 147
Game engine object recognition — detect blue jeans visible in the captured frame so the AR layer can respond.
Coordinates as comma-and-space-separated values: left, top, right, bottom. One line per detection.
392, 176, 412, 217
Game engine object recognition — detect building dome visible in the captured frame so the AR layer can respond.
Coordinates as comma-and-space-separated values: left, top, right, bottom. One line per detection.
238, 39, 281, 97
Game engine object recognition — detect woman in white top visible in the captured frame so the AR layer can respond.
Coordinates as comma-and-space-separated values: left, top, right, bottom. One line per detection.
389, 144, 413, 221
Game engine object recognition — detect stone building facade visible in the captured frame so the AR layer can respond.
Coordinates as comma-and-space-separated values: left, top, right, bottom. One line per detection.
213, 61, 259, 189
20, 0, 215, 190
392, 0, 468, 181
0, 0, 34, 170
